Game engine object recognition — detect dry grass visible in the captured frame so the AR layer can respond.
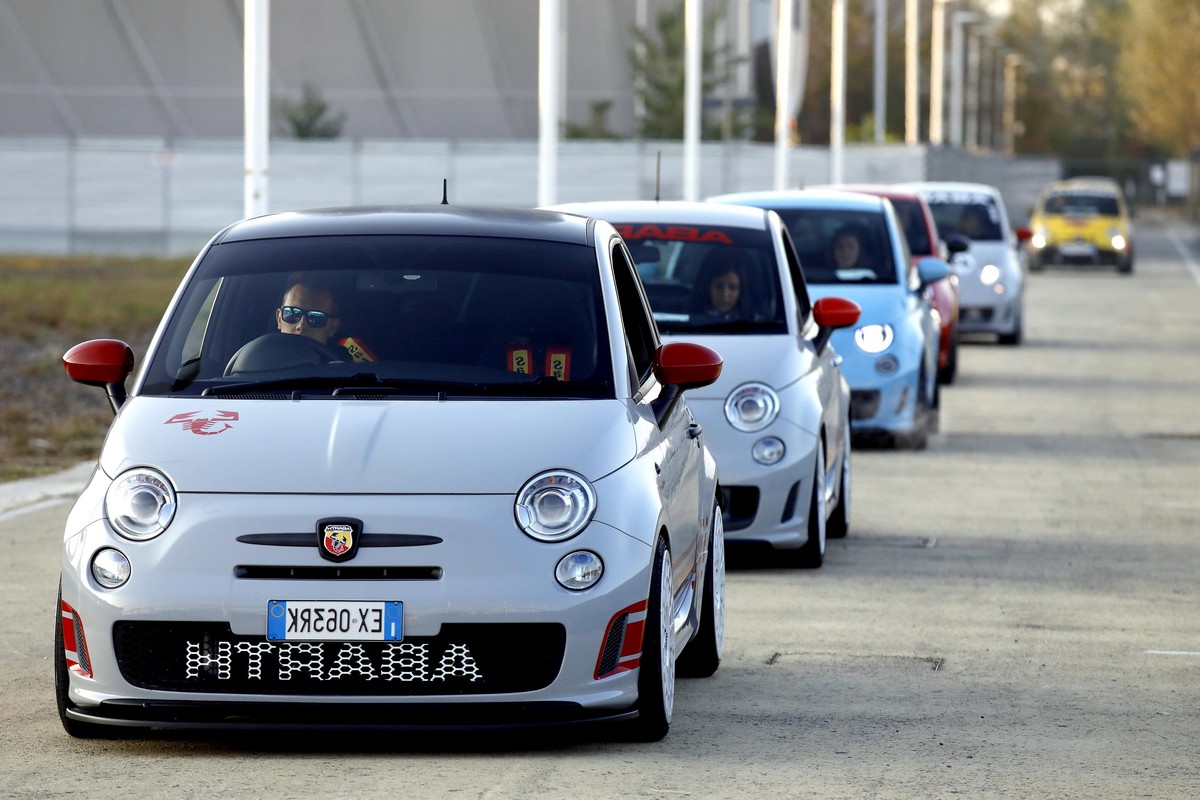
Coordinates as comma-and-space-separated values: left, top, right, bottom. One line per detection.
0, 254, 191, 481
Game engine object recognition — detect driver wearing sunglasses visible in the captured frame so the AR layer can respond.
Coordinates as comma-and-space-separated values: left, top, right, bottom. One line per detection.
276, 279, 342, 345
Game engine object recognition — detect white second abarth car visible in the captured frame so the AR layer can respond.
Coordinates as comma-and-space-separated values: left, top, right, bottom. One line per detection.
57, 205, 724, 741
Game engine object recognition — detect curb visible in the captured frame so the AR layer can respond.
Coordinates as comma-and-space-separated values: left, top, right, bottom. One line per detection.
0, 462, 93, 520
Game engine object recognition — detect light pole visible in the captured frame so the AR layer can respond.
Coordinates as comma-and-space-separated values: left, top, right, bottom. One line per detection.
1002, 53, 1023, 157
949, 9, 980, 148
905, 0, 918, 145
928, 0, 954, 146
830, 0, 846, 183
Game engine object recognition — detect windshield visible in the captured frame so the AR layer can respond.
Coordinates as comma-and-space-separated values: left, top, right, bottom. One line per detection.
140, 235, 613, 399
614, 223, 787, 335
771, 209, 900, 285
921, 190, 1005, 242
1043, 191, 1120, 217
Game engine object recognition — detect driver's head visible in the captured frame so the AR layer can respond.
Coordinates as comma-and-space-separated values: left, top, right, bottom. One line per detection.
276, 281, 340, 344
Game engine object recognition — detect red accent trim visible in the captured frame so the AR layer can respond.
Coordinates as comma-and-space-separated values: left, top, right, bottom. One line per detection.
594, 599, 648, 680
60, 599, 92, 679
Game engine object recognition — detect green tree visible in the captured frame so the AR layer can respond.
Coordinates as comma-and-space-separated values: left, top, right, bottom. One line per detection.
1118, 0, 1200, 157
274, 82, 346, 139
629, 0, 744, 140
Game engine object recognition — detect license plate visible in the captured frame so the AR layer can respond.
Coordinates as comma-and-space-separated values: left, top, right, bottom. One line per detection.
267, 600, 403, 641
1060, 242, 1096, 257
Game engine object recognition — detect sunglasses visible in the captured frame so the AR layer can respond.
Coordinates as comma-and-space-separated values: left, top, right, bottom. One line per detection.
279, 306, 335, 328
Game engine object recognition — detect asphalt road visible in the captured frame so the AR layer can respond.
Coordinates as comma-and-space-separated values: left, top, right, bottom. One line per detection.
3, 216, 1199, 799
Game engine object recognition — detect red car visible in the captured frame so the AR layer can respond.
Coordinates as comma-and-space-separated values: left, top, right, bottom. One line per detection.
826, 184, 964, 385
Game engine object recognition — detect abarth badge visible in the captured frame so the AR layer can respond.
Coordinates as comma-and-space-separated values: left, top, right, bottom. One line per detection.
317, 518, 363, 563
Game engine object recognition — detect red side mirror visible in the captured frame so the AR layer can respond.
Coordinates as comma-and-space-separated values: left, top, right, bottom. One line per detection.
63, 339, 135, 386
813, 296, 861, 330
1014, 225, 1033, 242
652, 341, 722, 391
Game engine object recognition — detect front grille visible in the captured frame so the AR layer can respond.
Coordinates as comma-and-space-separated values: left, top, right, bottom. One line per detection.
113, 622, 565, 696
719, 486, 759, 532
850, 390, 881, 421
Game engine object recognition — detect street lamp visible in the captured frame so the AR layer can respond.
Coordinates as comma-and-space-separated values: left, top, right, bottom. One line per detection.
928, 0, 954, 146
949, 9, 980, 148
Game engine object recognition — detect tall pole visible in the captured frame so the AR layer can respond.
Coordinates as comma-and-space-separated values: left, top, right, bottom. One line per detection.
1003, 53, 1021, 157
683, 0, 701, 200
929, 0, 950, 146
873, 0, 886, 143
965, 28, 980, 150
773, 0, 793, 190
905, 0, 918, 145
830, 0, 846, 184
537, 0, 560, 206
243, 0, 269, 218
949, 10, 979, 148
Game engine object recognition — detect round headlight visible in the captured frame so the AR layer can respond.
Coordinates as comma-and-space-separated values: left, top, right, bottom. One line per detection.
854, 324, 894, 354
1031, 233, 1047, 249
555, 550, 604, 591
515, 470, 596, 542
91, 548, 131, 588
1111, 233, 1126, 251
979, 264, 1002, 285
105, 468, 176, 541
725, 383, 779, 432
752, 437, 786, 466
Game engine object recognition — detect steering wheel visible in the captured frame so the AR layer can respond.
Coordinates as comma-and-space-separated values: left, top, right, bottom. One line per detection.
224, 333, 342, 376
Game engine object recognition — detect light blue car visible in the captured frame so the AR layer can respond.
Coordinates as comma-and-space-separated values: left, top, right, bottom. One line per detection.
710, 190, 950, 450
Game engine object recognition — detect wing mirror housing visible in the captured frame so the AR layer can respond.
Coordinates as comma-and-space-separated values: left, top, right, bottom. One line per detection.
651, 342, 723, 424
812, 296, 861, 353
943, 233, 971, 255
916, 257, 952, 290
63, 339, 135, 414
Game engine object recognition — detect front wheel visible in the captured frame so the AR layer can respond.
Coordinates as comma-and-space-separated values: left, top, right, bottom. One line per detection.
677, 505, 725, 678
791, 438, 827, 568
625, 537, 675, 741
55, 586, 115, 739
826, 428, 851, 540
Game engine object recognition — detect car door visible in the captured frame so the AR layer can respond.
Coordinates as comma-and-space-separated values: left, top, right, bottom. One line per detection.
609, 237, 703, 598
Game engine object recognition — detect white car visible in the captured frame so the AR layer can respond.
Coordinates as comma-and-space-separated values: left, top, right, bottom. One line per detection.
553, 201, 860, 567
57, 205, 725, 741
901, 181, 1026, 345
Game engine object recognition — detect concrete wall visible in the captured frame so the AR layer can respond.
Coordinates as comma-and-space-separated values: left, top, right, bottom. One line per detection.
0, 137, 1060, 257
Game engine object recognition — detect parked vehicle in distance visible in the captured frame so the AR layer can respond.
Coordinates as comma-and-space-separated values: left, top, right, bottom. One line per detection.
901, 181, 1027, 345
58, 205, 725, 742
710, 189, 949, 450
552, 200, 860, 567
1027, 176, 1134, 273
823, 184, 965, 385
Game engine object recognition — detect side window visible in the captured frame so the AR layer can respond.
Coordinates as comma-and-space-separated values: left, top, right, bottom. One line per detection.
780, 227, 812, 320
611, 240, 658, 385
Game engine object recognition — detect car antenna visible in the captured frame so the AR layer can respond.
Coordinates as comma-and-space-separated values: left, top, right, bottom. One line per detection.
654, 151, 662, 202
440, 178, 449, 205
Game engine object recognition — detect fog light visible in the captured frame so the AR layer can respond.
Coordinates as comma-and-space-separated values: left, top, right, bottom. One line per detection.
91, 548, 131, 588
875, 355, 900, 375
556, 550, 603, 591
752, 437, 785, 465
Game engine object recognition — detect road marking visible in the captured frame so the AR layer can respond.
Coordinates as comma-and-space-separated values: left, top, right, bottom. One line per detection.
0, 498, 66, 523
1145, 650, 1200, 656
1166, 227, 1200, 286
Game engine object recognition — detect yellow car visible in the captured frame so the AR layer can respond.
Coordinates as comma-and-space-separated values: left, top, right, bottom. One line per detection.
1028, 177, 1133, 273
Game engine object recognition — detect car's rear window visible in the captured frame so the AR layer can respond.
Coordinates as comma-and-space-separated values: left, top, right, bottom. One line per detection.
889, 198, 934, 258
140, 235, 613, 399
771, 209, 900, 285
613, 223, 787, 334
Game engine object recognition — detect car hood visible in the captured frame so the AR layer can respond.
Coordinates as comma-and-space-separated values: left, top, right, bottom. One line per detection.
806, 284, 910, 327
99, 397, 637, 494
661, 333, 817, 398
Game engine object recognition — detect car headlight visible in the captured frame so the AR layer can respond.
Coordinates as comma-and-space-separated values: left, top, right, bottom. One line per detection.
854, 324, 894, 354
1110, 232, 1127, 250
1031, 233, 1047, 249
515, 470, 596, 542
724, 383, 780, 432
105, 468, 176, 541
979, 264, 1001, 285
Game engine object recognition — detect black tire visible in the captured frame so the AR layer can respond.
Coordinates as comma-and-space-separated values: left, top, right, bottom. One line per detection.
626, 537, 674, 742
826, 428, 851, 540
791, 439, 827, 568
677, 505, 724, 679
1118, 256, 1133, 274
895, 371, 930, 451
998, 309, 1023, 346
55, 585, 114, 739
938, 333, 958, 385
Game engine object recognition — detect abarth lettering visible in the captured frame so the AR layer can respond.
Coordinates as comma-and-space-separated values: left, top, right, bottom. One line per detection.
186, 640, 483, 682
614, 224, 734, 244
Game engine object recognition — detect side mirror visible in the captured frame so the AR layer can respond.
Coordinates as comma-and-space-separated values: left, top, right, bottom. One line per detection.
812, 296, 861, 353
1014, 225, 1033, 245
943, 233, 970, 255
651, 341, 723, 425
916, 257, 952, 289
653, 341, 723, 391
63, 339, 134, 414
